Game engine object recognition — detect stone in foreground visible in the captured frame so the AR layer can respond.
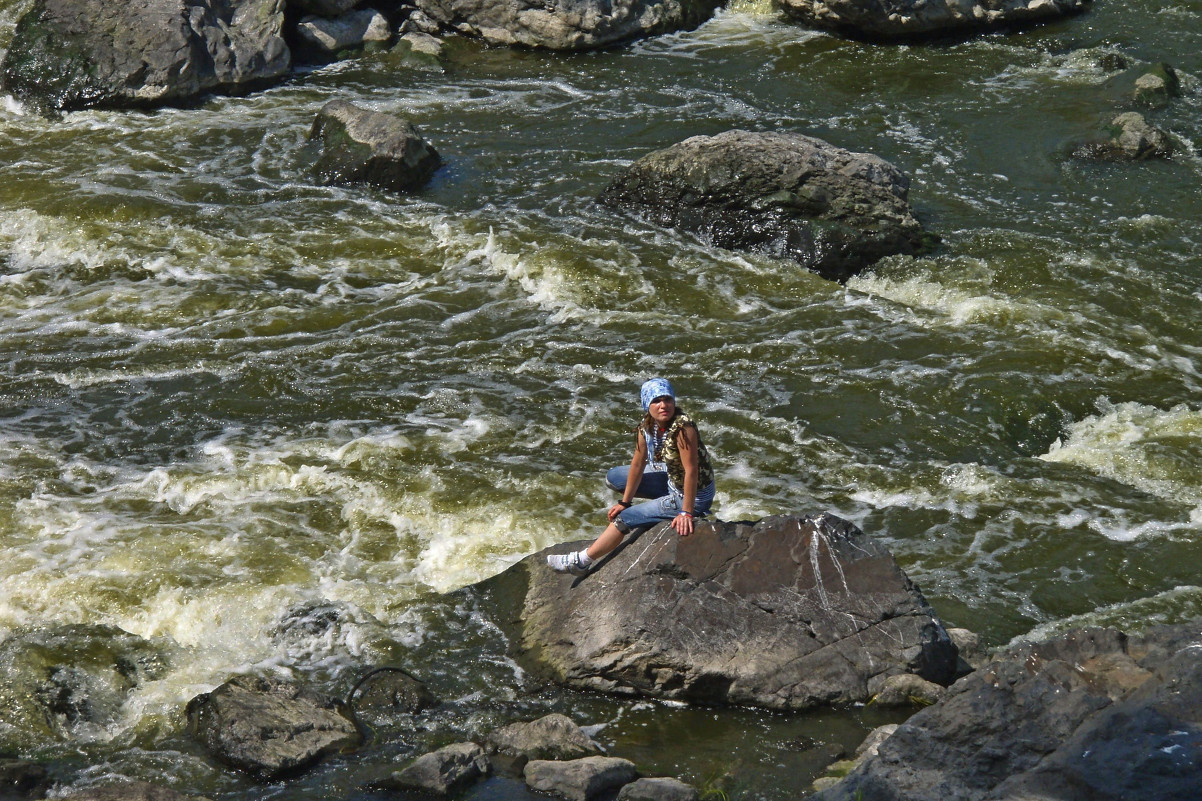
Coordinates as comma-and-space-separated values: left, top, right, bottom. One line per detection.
58, 784, 213, 801
310, 100, 442, 193
378, 742, 491, 796
485, 713, 604, 767
775, 0, 1091, 40
412, 0, 721, 50
525, 757, 638, 801
618, 777, 699, 801
0, 0, 289, 112
475, 514, 958, 710
187, 674, 360, 781
598, 130, 932, 282
1072, 112, 1174, 162
811, 622, 1202, 801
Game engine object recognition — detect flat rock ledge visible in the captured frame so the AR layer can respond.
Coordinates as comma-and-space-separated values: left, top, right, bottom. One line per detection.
310, 100, 442, 193
0, 0, 289, 113
485, 712, 605, 770
186, 674, 361, 781
810, 622, 1202, 801
598, 130, 933, 283
413, 0, 721, 50
525, 757, 639, 801
377, 742, 492, 796
473, 513, 959, 710
775, 0, 1092, 41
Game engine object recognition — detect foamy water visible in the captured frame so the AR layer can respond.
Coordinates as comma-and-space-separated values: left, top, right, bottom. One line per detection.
0, 0, 1200, 795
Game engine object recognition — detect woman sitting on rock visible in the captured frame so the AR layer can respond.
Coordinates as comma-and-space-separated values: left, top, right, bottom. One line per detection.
548, 378, 716, 575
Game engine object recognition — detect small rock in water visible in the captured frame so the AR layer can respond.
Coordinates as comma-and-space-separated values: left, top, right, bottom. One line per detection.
349, 666, 437, 718
1072, 112, 1174, 162
309, 100, 442, 193
1133, 63, 1181, 109
186, 674, 360, 781
58, 783, 213, 801
0, 757, 50, 799
376, 742, 491, 796
485, 713, 604, 770
617, 777, 699, 801
870, 673, 946, 707
524, 757, 638, 801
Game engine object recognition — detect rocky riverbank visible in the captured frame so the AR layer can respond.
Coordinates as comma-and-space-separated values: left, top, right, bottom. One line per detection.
1, 514, 1198, 801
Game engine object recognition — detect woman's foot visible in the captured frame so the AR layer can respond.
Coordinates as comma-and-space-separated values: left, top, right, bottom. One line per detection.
547, 551, 591, 575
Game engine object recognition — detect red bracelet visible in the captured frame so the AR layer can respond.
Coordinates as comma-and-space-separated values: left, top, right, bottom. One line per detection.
677, 511, 693, 517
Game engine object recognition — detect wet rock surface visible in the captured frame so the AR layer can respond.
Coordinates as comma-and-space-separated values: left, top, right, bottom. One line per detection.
0, 757, 51, 799
310, 100, 442, 193
376, 742, 491, 796
472, 513, 958, 710
525, 756, 639, 801
412, 0, 721, 49
598, 130, 933, 282
485, 713, 605, 768
186, 674, 361, 781
1073, 112, 1174, 162
297, 9, 393, 55
810, 622, 1202, 801
0, 0, 290, 112
775, 0, 1092, 40
617, 777, 699, 801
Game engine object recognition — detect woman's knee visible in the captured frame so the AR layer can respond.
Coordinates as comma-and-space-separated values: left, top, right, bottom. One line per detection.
605, 466, 629, 493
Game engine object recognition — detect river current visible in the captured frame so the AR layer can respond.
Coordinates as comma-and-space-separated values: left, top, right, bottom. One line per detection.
0, 0, 1200, 798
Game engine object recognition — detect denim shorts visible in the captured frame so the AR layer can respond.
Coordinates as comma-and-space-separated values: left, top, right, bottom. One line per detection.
605, 465, 714, 533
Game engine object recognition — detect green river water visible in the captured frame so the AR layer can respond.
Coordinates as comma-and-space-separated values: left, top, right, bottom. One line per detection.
0, 0, 1200, 798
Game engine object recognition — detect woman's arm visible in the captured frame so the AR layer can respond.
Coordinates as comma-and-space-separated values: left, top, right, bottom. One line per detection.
608, 430, 648, 522
671, 425, 700, 536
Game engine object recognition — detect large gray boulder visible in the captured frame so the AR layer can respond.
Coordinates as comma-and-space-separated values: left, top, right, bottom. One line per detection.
0, 0, 290, 113
811, 622, 1202, 801
412, 0, 721, 49
297, 9, 393, 56
473, 514, 958, 711
310, 100, 442, 192
775, 0, 1091, 40
186, 674, 361, 781
598, 130, 933, 282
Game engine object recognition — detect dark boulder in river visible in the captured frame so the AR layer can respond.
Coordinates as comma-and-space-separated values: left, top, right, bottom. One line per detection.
58, 783, 214, 801
775, 0, 1092, 41
0, 0, 290, 113
412, 0, 721, 49
310, 100, 442, 192
810, 622, 1202, 801
470, 514, 959, 710
598, 130, 934, 282
186, 674, 361, 780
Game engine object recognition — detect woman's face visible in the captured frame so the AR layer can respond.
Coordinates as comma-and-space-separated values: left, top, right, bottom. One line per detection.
648, 395, 676, 425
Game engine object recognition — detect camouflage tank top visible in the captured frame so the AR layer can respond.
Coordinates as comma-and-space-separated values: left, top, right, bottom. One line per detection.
645, 411, 715, 493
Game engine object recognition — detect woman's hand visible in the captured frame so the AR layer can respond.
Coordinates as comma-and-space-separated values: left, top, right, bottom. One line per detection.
672, 512, 694, 537
607, 503, 628, 521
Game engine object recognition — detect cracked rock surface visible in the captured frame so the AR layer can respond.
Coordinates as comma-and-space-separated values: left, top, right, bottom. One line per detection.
473, 514, 958, 710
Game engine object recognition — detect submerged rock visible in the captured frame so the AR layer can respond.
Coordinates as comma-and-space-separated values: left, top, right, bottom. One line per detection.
377, 742, 491, 796
58, 783, 214, 801
775, 0, 1092, 40
186, 674, 360, 781
598, 130, 933, 282
471, 514, 958, 711
0, 0, 289, 113
0, 624, 168, 751
348, 666, 438, 719
811, 622, 1202, 801
617, 777, 699, 801
525, 757, 638, 801
412, 0, 721, 49
310, 100, 442, 192
1072, 112, 1174, 162
0, 758, 50, 799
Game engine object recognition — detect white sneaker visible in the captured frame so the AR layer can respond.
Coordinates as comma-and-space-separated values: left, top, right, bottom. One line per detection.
547, 551, 590, 576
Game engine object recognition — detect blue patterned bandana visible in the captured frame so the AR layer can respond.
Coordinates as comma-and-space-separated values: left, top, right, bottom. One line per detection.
640, 378, 675, 412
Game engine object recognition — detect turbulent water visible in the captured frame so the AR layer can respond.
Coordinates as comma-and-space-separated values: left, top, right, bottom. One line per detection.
0, 0, 1200, 797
